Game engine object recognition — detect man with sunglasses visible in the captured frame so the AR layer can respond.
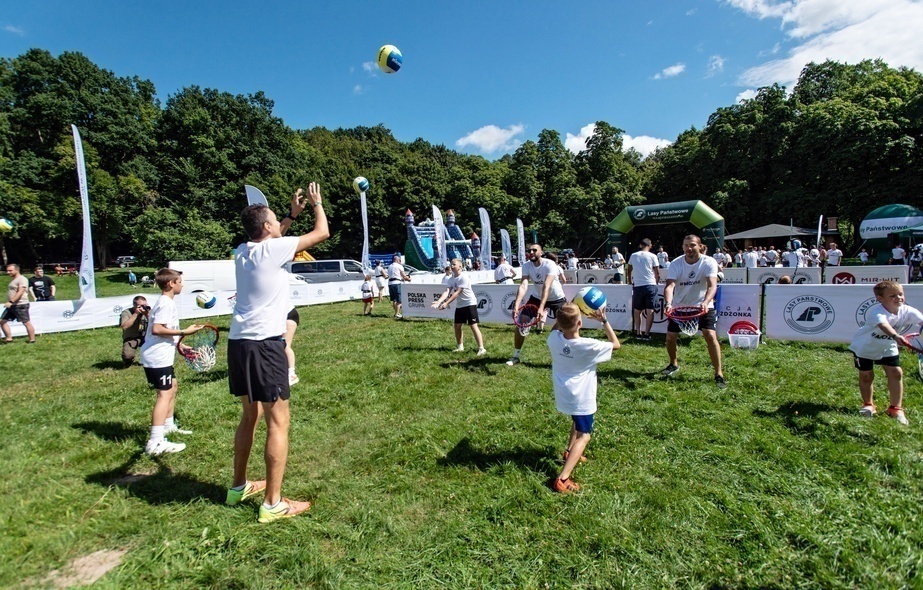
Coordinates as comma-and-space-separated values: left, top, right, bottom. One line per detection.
507, 244, 566, 366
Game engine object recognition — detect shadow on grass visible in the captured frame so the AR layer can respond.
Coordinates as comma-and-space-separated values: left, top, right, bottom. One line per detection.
92, 359, 130, 370
438, 437, 555, 476
86, 453, 226, 505
73, 421, 147, 444
753, 401, 860, 438
185, 369, 228, 384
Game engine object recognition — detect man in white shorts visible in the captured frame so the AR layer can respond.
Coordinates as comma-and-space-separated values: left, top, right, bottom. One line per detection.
507, 243, 565, 366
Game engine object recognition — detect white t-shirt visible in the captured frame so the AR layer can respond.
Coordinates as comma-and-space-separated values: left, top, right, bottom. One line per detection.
657, 251, 669, 267
441, 273, 452, 285
447, 272, 477, 307
666, 255, 719, 309
744, 251, 759, 268
547, 330, 613, 416
140, 295, 178, 368
523, 258, 565, 301
827, 249, 843, 265
229, 236, 298, 340
627, 250, 659, 286
784, 251, 801, 267
765, 249, 778, 264
859, 251, 869, 263
494, 262, 514, 284
567, 257, 578, 270
893, 247, 906, 261
612, 253, 625, 272
361, 280, 374, 298
734, 253, 742, 266
388, 262, 405, 282
849, 303, 923, 360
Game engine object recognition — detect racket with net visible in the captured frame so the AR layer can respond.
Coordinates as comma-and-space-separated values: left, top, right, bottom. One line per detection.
177, 324, 219, 372
514, 304, 540, 337
665, 306, 707, 336
897, 332, 923, 380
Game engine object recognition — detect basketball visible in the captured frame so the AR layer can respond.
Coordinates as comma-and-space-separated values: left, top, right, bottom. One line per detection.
196, 291, 217, 309
353, 176, 370, 194
573, 286, 606, 316
0, 218, 12, 233
377, 45, 402, 74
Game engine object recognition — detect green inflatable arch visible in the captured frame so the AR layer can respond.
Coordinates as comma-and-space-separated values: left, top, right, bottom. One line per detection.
607, 200, 725, 254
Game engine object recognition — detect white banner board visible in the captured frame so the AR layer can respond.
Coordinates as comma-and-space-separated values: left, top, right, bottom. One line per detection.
747, 267, 821, 285
721, 268, 747, 284
823, 265, 908, 285
637, 284, 761, 337
575, 269, 623, 285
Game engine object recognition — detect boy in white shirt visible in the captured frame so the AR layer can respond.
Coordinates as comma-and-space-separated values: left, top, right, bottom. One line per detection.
547, 303, 619, 493
433, 258, 486, 356
139, 268, 204, 456
848, 281, 923, 424
361, 274, 375, 316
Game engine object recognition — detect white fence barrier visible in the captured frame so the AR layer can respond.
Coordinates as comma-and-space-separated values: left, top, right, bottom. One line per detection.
747, 266, 821, 285
822, 264, 908, 285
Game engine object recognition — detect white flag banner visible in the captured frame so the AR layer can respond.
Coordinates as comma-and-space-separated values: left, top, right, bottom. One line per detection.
72, 125, 96, 300
823, 265, 908, 285
500, 229, 512, 262
516, 218, 526, 267
478, 207, 492, 269
244, 184, 269, 206
360, 191, 370, 271
433, 206, 448, 270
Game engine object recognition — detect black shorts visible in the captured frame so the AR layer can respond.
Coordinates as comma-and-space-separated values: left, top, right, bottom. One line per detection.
0, 305, 30, 323
144, 366, 176, 391
667, 309, 718, 333
527, 295, 566, 313
454, 305, 480, 325
388, 283, 402, 301
228, 337, 290, 403
853, 353, 901, 371
632, 285, 658, 311
287, 307, 300, 325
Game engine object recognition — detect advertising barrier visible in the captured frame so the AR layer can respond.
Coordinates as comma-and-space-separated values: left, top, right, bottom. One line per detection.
747, 266, 821, 285
823, 264, 908, 285
576, 269, 623, 285
721, 268, 747, 284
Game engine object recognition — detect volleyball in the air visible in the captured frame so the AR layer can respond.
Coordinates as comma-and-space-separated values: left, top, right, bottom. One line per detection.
377, 45, 402, 74
573, 286, 607, 316
196, 291, 217, 309
353, 176, 370, 194
0, 218, 12, 233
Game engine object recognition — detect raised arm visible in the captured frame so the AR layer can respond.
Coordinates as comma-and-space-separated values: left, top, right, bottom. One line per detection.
295, 182, 330, 252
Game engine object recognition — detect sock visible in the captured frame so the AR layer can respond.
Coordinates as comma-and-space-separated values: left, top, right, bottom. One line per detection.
231, 482, 247, 491
165, 416, 175, 429
513, 349, 521, 357
262, 500, 282, 510
149, 425, 165, 443
288, 367, 296, 375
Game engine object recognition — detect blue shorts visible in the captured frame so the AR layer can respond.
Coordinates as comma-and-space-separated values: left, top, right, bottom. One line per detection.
388, 283, 402, 300
572, 414, 594, 434
632, 285, 658, 311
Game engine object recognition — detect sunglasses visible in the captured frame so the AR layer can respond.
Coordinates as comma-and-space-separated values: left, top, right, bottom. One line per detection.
527, 248, 539, 252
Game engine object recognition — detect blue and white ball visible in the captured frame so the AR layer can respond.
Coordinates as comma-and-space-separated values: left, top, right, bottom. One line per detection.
0, 218, 13, 233
574, 286, 606, 316
353, 176, 370, 194
196, 291, 217, 309
377, 45, 402, 74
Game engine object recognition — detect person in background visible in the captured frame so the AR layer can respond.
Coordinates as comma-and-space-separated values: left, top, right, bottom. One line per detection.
129, 269, 137, 288
1, 264, 36, 344
28, 266, 55, 301
494, 255, 515, 285
120, 295, 149, 367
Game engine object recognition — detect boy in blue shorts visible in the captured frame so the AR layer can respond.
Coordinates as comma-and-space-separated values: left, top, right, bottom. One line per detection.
547, 302, 619, 493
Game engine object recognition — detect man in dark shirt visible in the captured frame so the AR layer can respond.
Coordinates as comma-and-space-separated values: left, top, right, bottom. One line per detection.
120, 295, 149, 366
28, 266, 56, 301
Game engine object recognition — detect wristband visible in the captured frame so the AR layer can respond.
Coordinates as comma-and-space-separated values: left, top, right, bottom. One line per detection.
283, 212, 297, 221
312, 201, 322, 207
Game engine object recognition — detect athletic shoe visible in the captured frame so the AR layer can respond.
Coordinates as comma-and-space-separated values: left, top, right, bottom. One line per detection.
661, 364, 679, 377
453, 345, 465, 352
394, 314, 403, 320
715, 375, 727, 389
641, 333, 652, 341
258, 498, 312, 523
476, 348, 487, 357
226, 480, 267, 506
563, 450, 588, 464
289, 373, 300, 386
506, 356, 521, 366
145, 439, 186, 456
164, 423, 193, 435
552, 478, 580, 493
887, 406, 909, 425
859, 404, 877, 417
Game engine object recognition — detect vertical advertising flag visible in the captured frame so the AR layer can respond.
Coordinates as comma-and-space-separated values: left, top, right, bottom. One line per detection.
72, 125, 96, 300
359, 190, 370, 271
516, 218, 526, 267
433, 206, 448, 270
500, 229, 512, 263
478, 207, 492, 269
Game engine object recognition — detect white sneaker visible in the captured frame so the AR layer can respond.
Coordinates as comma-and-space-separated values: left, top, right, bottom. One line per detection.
395, 313, 403, 319
453, 345, 465, 352
859, 404, 877, 417
506, 356, 521, 366
476, 348, 487, 357
164, 423, 192, 435
145, 439, 186, 456
289, 372, 300, 386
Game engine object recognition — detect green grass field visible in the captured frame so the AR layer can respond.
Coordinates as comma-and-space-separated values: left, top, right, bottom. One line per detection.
3, 301, 923, 588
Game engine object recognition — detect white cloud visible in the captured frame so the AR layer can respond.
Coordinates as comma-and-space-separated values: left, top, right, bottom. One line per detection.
687, 8, 698, 15
455, 124, 525, 154
564, 123, 672, 158
353, 85, 364, 95
362, 61, 377, 73
707, 55, 726, 76
3, 25, 24, 36
736, 89, 759, 102
653, 62, 686, 79
726, 0, 923, 88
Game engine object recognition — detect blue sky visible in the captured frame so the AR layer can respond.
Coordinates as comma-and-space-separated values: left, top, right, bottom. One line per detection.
2, 1, 922, 158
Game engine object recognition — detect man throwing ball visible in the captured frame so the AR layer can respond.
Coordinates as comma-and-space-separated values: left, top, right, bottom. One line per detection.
661, 235, 726, 389
507, 243, 565, 366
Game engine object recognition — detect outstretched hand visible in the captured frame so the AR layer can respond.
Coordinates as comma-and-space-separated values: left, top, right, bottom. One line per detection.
307, 181, 322, 206
291, 188, 307, 216
590, 307, 607, 323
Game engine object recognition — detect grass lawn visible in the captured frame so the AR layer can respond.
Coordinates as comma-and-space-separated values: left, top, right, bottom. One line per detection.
2, 301, 923, 588
33, 267, 160, 300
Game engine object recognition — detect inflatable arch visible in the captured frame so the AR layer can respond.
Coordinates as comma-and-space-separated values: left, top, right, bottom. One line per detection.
606, 200, 725, 254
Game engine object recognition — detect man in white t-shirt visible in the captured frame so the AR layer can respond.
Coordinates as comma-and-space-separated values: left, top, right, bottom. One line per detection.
743, 247, 759, 268
765, 247, 778, 267
507, 243, 566, 366
626, 238, 660, 340
662, 234, 726, 388
433, 258, 486, 356
494, 255, 515, 284
375, 262, 388, 302
567, 254, 578, 271
826, 243, 843, 266
712, 248, 726, 270
611, 247, 626, 284
657, 247, 669, 268
892, 245, 906, 265
388, 255, 411, 319
226, 182, 328, 524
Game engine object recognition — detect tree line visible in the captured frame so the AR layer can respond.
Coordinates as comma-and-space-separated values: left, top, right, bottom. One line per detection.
1, 49, 921, 267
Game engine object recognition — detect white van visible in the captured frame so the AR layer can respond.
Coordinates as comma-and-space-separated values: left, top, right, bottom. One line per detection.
283, 259, 365, 283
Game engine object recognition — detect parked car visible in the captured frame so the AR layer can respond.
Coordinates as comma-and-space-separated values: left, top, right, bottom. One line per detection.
283, 259, 366, 283
115, 255, 136, 268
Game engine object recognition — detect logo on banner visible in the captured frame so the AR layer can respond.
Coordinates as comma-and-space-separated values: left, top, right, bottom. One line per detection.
63, 310, 74, 319
653, 293, 667, 323
292, 290, 300, 299
633, 209, 647, 220
406, 291, 429, 309
586, 275, 597, 284
855, 297, 877, 327
718, 304, 754, 320
501, 291, 518, 319
316, 289, 323, 296
475, 290, 492, 316
605, 274, 617, 284
784, 295, 835, 334
113, 305, 123, 314
832, 272, 856, 284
